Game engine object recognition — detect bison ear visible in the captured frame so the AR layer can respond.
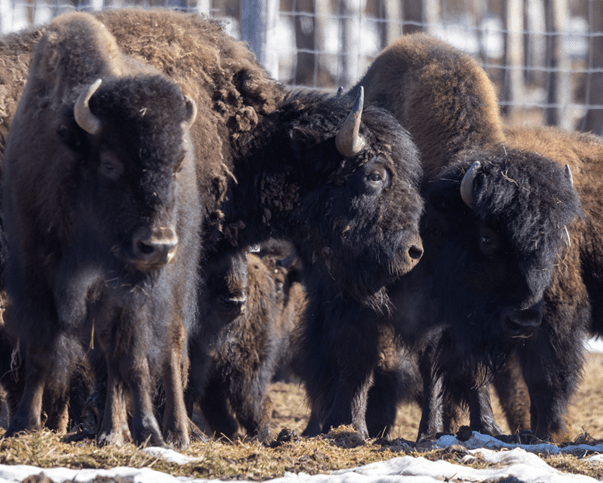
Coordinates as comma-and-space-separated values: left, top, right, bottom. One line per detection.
57, 120, 86, 151
290, 125, 335, 174
289, 125, 321, 147
428, 176, 467, 215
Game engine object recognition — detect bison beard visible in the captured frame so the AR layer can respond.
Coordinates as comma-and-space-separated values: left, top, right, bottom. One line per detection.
295, 33, 584, 441
2, 13, 201, 447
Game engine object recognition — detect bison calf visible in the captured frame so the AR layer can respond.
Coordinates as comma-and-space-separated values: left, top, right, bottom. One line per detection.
187, 240, 303, 441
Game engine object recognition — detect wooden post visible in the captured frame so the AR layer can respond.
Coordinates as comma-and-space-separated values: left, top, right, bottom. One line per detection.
240, 0, 279, 78
505, 0, 525, 124
544, 0, 570, 128
422, 0, 440, 35
338, 0, 365, 87
581, 0, 603, 135
402, 0, 423, 34
379, 0, 402, 48
198, 0, 211, 14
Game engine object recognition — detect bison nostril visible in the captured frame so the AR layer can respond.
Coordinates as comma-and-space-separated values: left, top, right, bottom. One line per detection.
137, 240, 155, 255
220, 296, 246, 315
409, 245, 423, 261
131, 226, 178, 269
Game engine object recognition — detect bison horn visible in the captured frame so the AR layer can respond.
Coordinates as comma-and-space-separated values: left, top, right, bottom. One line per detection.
74, 79, 103, 135
335, 86, 366, 157
182, 95, 198, 131
336, 86, 344, 97
278, 254, 297, 270
565, 164, 574, 188
460, 161, 481, 210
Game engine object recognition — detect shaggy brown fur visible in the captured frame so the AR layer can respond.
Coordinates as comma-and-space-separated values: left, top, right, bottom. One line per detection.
187, 241, 304, 441
304, 33, 584, 442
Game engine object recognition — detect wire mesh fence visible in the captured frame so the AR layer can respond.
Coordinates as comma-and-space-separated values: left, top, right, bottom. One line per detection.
2, 0, 602, 134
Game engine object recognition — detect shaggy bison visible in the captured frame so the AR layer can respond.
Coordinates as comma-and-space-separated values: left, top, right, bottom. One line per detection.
295, 33, 583, 441
0, 10, 426, 443
2, 12, 201, 447
187, 239, 304, 441
479, 125, 603, 440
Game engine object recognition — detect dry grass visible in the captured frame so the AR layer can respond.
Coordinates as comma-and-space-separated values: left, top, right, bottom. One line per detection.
1, 353, 603, 480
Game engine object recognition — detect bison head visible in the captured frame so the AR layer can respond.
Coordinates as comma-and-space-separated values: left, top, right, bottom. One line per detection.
424, 150, 581, 366
58, 75, 197, 288
286, 89, 424, 308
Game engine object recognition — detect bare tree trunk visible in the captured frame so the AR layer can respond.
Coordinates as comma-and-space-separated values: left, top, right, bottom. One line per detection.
544, 0, 570, 128
581, 0, 603, 134
240, 0, 279, 78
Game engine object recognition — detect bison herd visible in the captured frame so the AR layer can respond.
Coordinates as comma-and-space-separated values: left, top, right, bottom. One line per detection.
0, 9, 599, 449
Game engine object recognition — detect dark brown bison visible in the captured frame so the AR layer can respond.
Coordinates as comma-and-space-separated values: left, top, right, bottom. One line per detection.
476, 125, 603, 440
295, 33, 583, 441
2, 12, 200, 448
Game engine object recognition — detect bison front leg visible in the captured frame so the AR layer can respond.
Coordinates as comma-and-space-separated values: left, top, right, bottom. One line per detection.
4, 347, 46, 437
322, 368, 374, 440
466, 383, 502, 436
519, 313, 583, 443
162, 335, 191, 448
127, 355, 164, 447
97, 367, 132, 447
416, 366, 444, 441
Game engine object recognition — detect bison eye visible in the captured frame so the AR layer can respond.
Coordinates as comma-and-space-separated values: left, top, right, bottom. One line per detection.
368, 172, 382, 183
479, 227, 502, 257
99, 153, 123, 179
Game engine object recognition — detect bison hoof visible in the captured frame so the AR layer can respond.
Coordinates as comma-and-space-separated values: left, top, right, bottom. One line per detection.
97, 428, 133, 447
188, 419, 209, 442
164, 428, 190, 449
4, 419, 42, 439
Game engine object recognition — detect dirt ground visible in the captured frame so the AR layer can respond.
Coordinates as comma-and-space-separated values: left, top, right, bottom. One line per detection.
268, 351, 603, 442
0, 352, 602, 481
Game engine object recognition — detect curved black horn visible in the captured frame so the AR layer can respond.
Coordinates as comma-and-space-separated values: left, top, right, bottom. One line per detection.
336, 86, 344, 98
335, 86, 366, 157
460, 161, 481, 210
565, 164, 574, 188
182, 95, 198, 131
74, 79, 103, 135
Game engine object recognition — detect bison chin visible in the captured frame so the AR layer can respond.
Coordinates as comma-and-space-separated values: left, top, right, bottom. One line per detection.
320, 229, 423, 311
500, 301, 543, 339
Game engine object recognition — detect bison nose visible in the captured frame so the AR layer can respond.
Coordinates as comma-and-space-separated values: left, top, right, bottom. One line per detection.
219, 294, 247, 316
403, 233, 424, 269
501, 305, 542, 339
132, 226, 178, 270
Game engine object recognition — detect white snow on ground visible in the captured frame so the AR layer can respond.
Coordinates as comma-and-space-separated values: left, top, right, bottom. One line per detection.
0, 436, 602, 483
